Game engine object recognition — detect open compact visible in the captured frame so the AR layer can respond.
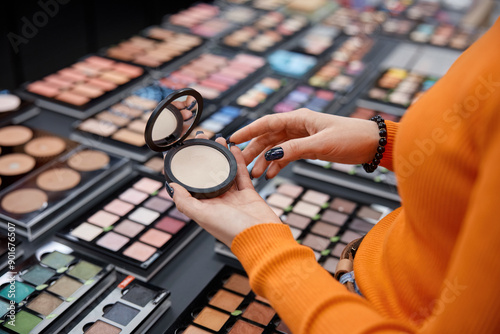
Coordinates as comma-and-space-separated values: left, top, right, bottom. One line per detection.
145, 88, 237, 199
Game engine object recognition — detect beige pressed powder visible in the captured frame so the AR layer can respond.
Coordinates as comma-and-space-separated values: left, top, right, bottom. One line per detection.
24, 136, 67, 158
67, 150, 110, 172
0, 153, 36, 176
36, 168, 81, 192
0, 125, 33, 146
1, 188, 48, 214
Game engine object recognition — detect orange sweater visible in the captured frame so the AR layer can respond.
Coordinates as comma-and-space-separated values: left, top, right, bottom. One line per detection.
231, 18, 500, 333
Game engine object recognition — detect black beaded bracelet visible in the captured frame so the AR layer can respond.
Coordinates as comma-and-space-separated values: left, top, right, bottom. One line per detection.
362, 115, 387, 173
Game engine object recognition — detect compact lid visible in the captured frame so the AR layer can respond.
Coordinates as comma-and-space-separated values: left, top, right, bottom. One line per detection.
144, 88, 203, 152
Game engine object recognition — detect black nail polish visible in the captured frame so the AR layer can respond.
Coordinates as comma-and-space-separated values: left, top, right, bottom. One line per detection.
265, 147, 284, 161
264, 174, 269, 181
249, 169, 254, 180
195, 131, 204, 136
215, 133, 222, 139
226, 137, 232, 144
187, 100, 196, 110
165, 183, 174, 198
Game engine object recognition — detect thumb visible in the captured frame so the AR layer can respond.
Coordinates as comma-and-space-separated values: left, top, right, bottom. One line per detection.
170, 183, 203, 220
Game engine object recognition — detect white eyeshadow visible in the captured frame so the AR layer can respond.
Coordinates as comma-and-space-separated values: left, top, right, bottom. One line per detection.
170, 145, 230, 189
70, 222, 102, 241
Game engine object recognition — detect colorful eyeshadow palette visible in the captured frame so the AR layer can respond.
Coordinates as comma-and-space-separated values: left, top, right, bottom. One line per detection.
0, 91, 39, 127
409, 23, 479, 50
22, 56, 145, 119
189, 106, 246, 140
235, 76, 289, 111
291, 24, 341, 56
222, 12, 309, 54
321, 7, 387, 36
166, 266, 292, 334
64, 275, 170, 333
381, 17, 417, 37
308, 36, 375, 94
272, 85, 336, 114
0, 242, 116, 334
157, 50, 266, 101
105, 27, 204, 69
0, 147, 127, 241
58, 172, 202, 280
0, 125, 78, 192
364, 68, 440, 109
267, 50, 317, 78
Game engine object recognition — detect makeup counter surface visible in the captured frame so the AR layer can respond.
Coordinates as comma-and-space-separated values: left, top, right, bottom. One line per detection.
1, 1, 499, 333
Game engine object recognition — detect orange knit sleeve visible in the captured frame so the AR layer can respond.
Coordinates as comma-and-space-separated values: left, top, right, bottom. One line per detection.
379, 120, 398, 171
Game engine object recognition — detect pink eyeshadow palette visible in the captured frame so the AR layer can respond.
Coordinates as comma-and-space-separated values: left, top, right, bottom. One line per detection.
22, 56, 145, 119
235, 76, 288, 110
291, 24, 341, 56
105, 27, 204, 69
272, 85, 336, 114
157, 50, 266, 101
322, 7, 387, 36
166, 266, 291, 334
58, 173, 202, 280
308, 35, 375, 94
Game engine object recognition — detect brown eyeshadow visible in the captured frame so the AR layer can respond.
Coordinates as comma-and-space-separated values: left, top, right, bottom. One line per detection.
321, 210, 348, 226
183, 325, 212, 334
84, 320, 122, 334
357, 206, 383, 221
67, 150, 110, 172
144, 157, 164, 173
310, 221, 340, 238
36, 168, 81, 192
330, 198, 356, 214
0, 153, 36, 176
0, 126, 33, 146
27, 292, 63, 316
1, 188, 48, 214
193, 307, 230, 332
242, 302, 275, 325
283, 213, 310, 230
302, 234, 330, 251
24, 136, 67, 158
223, 274, 251, 295
209, 289, 244, 312
229, 320, 263, 334
47, 276, 82, 298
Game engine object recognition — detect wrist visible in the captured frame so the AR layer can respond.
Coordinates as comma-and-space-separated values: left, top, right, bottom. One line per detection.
362, 115, 388, 173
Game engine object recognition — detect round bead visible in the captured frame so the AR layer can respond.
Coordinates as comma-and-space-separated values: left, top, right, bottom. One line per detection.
377, 146, 385, 153
378, 122, 386, 128
379, 138, 387, 146
375, 153, 383, 159
372, 159, 380, 165
379, 129, 387, 137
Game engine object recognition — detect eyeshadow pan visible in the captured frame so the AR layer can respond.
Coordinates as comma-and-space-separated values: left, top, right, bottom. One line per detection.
223, 273, 251, 295
67, 261, 102, 281
321, 210, 348, 226
139, 228, 171, 247
340, 230, 363, 244
229, 320, 263, 334
21, 264, 55, 286
193, 307, 230, 332
113, 219, 145, 238
85, 320, 122, 334
292, 201, 321, 218
0, 281, 35, 303
330, 198, 356, 214
128, 207, 160, 225
209, 289, 244, 312
123, 241, 157, 262
133, 177, 163, 194
332, 243, 346, 258
104, 199, 135, 216
2, 310, 42, 334
302, 234, 330, 251
96, 232, 130, 251
70, 222, 103, 242
155, 217, 185, 234
283, 213, 310, 230
357, 206, 383, 221
322, 257, 340, 274
276, 183, 303, 198
169, 207, 190, 222
122, 284, 157, 307
266, 193, 294, 210
183, 325, 212, 334
27, 292, 63, 316
143, 197, 173, 213
0, 300, 9, 317
289, 226, 302, 239
88, 210, 120, 228
301, 190, 329, 206
310, 221, 340, 238
242, 301, 275, 325
119, 188, 149, 205
350, 218, 374, 233
47, 276, 82, 298
41, 251, 75, 269
103, 302, 140, 326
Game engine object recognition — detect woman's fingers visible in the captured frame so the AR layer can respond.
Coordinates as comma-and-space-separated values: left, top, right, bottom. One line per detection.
229, 114, 288, 145
170, 183, 204, 220
231, 145, 254, 190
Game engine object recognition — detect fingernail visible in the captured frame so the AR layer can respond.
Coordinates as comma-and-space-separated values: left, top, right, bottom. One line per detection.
249, 168, 254, 180
264, 174, 269, 181
187, 100, 196, 110
165, 182, 174, 198
196, 131, 204, 136
215, 133, 222, 139
226, 137, 232, 144
265, 147, 284, 161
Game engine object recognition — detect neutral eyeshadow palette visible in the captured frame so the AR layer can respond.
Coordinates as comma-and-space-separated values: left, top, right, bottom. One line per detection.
0, 91, 39, 128
215, 177, 394, 275
57, 171, 202, 280
104, 27, 204, 69
21, 56, 145, 118
0, 147, 127, 241
271, 84, 336, 114
0, 242, 116, 334
0, 125, 78, 192
234, 75, 290, 111
290, 24, 341, 56
408, 23, 479, 50
166, 266, 292, 334
63, 274, 170, 334
321, 7, 387, 36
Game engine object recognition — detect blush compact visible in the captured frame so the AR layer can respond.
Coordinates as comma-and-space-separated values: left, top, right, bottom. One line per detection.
145, 88, 237, 199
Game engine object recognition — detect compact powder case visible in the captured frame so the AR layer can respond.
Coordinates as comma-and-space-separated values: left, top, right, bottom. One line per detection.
145, 88, 237, 199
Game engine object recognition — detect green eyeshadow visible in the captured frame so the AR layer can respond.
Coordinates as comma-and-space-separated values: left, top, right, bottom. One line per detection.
0, 281, 35, 303
0, 300, 9, 317
67, 261, 102, 281
2, 310, 42, 334
41, 251, 75, 269
21, 264, 55, 286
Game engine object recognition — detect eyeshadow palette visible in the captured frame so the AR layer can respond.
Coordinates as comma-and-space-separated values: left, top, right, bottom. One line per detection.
216, 176, 396, 264
381, 17, 417, 37
364, 68, 439, 109
222, 11, 309, 54
0, 91, 39, 127
104, 27, 204, 69
189, 106, 246, 139
0, 125, 78, 192
267, 50, 317, 78
409, 23, 479, 50
0, 147, 127, 241
290, 24, 341, 56
321, 7, 387, 36
21, 56, 145, 119
235, 76, 289, 111
308, 36, 376, 94
166, 266, 292, 334
0, 242, 116, 334
64, 275, 170, 333
272, 85, 336, 114
58, 171, 202, 280
156, 49, 266, 101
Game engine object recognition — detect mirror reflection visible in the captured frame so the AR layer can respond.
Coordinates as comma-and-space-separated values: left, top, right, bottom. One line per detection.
151, 94, 198, 147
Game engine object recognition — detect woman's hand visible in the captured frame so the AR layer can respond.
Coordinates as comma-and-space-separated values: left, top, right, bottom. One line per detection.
170, 133, 282, 247
229, 109, 380, 179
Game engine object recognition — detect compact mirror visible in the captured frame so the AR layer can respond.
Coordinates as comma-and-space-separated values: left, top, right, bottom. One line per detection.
144, 88, 237, 199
